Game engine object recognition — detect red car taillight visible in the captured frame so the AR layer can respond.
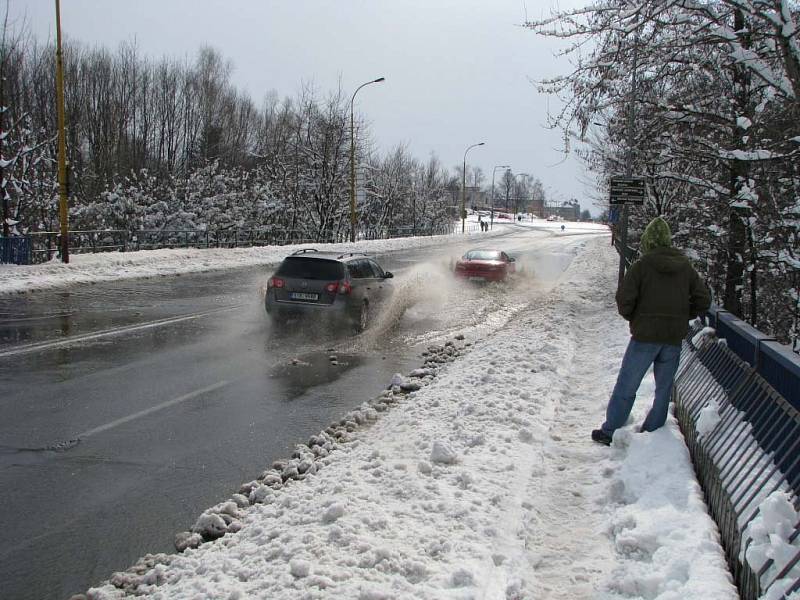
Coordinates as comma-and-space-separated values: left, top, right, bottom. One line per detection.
268, 277, 285, 288
324, 280, 351, 294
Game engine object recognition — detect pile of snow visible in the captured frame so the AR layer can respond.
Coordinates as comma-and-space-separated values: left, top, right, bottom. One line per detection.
84, 237, 738, 600
744, 491, 800, 599
691, 326, 717, 349
605, 423, 735, 598
696, 398, 722, 437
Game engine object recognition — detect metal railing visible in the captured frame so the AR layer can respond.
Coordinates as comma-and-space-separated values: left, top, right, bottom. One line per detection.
674, 322, 800, 599
707, 308, 800, 412
0, 237, 32, 265
16, 222, 478, 265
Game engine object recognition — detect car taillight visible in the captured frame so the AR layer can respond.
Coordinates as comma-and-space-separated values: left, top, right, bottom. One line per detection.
268, 277, 285, 288
339, 281, 352, 295
325, 282, 339, 294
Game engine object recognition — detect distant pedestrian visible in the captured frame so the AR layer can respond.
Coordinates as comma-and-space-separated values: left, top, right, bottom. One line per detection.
592, 217, 710, 446
561, 224, 565, 232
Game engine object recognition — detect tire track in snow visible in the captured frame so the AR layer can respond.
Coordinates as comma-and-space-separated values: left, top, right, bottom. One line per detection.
516, 240, 623, 598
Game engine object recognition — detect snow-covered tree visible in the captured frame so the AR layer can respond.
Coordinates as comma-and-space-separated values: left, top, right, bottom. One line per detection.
528, 0, 800, 349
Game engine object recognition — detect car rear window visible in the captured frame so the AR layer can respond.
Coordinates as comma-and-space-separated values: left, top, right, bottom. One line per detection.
464, 250, 502, 260
368, 260, 384, 278
276, 257, 345, 280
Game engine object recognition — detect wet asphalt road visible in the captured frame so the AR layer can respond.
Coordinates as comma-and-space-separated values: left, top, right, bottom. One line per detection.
0, 226, 606, 600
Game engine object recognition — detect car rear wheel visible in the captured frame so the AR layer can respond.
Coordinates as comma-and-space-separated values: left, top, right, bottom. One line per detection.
355, 301, 369, 333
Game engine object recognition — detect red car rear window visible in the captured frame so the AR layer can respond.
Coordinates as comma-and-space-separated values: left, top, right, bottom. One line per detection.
464, 250, 502, 260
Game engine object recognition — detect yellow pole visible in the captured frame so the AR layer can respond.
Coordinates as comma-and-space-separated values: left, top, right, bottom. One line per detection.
55, 0, 69, 263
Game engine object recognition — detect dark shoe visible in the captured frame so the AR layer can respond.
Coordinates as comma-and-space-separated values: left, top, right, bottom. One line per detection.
591, 429, 613, 446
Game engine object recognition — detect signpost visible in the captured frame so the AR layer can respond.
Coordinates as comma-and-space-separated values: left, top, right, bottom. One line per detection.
609, 176, 646, 205
610, 175, 646, 289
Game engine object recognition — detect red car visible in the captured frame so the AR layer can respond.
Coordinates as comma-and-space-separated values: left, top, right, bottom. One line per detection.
454, 249, 516, 282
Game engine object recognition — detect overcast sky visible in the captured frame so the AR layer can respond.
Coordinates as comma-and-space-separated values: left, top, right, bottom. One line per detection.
9, 0, 597, 212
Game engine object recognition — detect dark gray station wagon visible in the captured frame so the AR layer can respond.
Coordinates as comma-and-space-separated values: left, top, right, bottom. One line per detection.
265, 249, 394, 332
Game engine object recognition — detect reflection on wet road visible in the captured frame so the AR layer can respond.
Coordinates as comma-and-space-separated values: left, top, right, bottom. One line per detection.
0, 227, 606, 599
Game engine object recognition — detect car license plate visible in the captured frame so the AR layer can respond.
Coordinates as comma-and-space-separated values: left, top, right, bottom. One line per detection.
469, 276, 486, 282
290, 292, 319, 301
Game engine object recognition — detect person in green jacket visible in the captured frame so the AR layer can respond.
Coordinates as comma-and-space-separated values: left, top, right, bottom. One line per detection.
592, 216, 711, 446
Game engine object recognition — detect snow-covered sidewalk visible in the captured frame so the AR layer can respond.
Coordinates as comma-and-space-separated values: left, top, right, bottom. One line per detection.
86, 237, 737, 600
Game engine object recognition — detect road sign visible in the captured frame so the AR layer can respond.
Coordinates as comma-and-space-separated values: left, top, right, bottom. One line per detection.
609, 176, 646, 205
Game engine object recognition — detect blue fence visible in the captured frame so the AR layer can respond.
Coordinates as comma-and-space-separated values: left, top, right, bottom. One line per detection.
675, 322, 800, 599
708, 308, 800, 410
0, 236, 32, 265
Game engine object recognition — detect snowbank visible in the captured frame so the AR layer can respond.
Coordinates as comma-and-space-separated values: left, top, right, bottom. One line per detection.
605, 426, 735, 599
0, 225, 514, 296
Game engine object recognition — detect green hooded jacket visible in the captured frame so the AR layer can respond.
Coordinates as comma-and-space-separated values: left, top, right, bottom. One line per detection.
616, 217, 711, 345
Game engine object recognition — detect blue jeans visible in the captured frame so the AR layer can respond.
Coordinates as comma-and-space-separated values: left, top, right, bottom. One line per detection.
602, 339, 681, 434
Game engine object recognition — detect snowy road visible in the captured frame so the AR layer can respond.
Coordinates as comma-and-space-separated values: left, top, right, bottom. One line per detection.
0, 225, 606, 600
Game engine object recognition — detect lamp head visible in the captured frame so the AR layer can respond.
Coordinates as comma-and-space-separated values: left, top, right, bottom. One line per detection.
374, 77, 386, 83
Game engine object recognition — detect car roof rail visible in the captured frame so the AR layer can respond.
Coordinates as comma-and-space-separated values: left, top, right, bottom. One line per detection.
336, 252, 369, 260
291, 248, 319, 255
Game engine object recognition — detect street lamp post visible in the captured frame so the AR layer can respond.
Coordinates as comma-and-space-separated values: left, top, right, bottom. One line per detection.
514, 172, 529, 218
350, 77, 385, 243
490, 165, 509, 230
461, 142, 485, 233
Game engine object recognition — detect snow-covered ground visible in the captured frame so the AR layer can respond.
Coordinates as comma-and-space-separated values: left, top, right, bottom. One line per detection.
85, 236, 741, 600
0, 219, 609, 296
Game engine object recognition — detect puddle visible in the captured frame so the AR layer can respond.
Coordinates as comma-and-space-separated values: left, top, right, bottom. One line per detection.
269, 352, 367, 399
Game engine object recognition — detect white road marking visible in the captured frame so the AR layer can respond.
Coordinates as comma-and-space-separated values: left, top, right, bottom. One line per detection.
77, 380, 230, 439
0, 304, 242, 358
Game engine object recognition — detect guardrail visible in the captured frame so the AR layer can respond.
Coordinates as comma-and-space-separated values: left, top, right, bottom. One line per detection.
0, 236, 31, 265
707, 308, 800, 411
674, 322, 800, 599
9, 222, 480, 265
